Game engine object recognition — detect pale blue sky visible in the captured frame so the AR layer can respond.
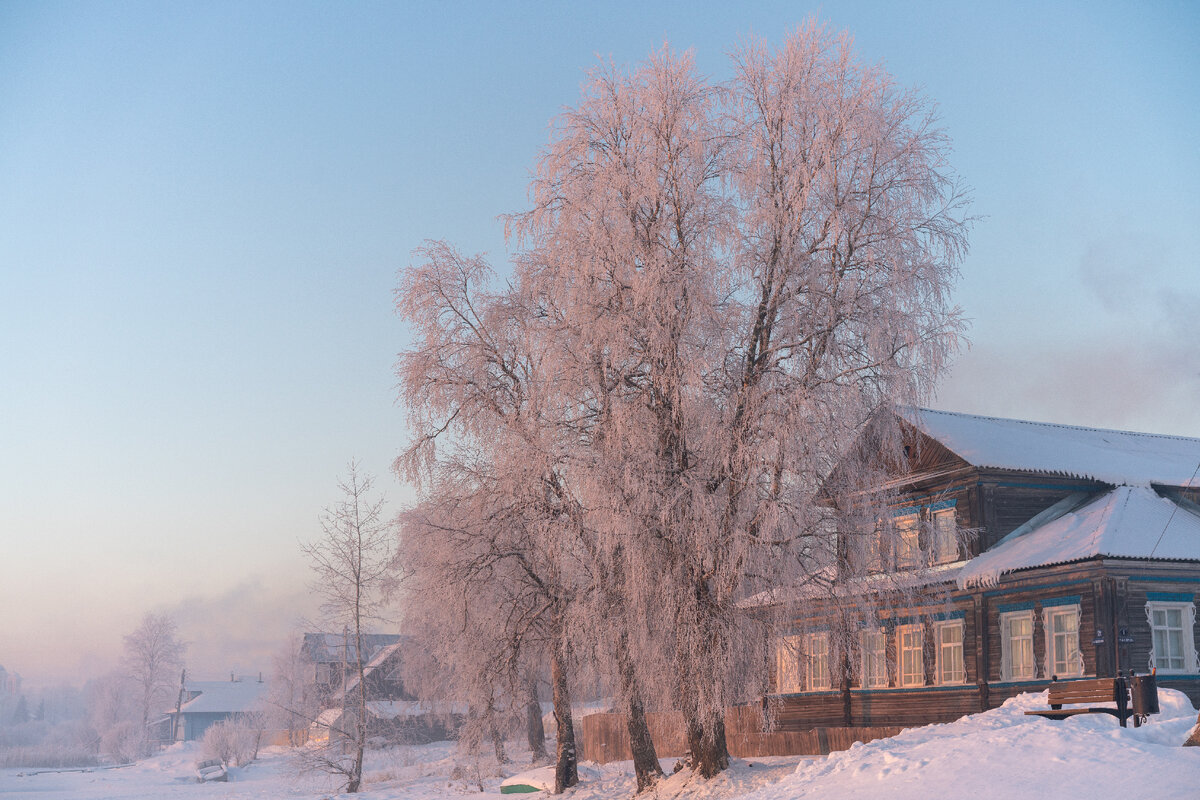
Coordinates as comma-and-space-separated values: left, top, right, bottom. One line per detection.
1, 1, 1197, 686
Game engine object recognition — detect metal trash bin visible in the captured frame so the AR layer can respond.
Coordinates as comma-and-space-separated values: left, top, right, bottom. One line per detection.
1131, 673, 1159, 717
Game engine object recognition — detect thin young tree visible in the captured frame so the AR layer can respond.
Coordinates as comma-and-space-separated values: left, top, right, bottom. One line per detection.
302, 462, 395, 793
122, 612, 185, 752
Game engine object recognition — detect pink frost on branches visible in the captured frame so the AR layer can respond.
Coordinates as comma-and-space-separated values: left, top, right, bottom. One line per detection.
396, 22, 970, 786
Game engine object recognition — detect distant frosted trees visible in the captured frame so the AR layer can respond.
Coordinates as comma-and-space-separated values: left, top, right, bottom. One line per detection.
122, 612, 185, 751
395, 21, 969, 789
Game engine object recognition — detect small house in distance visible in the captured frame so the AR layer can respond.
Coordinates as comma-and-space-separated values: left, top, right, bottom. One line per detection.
168, 675, 268, 742
765, 407, 1200, 732
301, 633, 405, 702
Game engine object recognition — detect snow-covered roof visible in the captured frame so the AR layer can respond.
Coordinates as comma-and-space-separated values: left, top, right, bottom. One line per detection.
958, 485, 1200, 588
176, 678, 267, 714
302, 632, 403, 663
366, 699, 468, 719
331, 640, 405, 700
904, 408, 1200, 487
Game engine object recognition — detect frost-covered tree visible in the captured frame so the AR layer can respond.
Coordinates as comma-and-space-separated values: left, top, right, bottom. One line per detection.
267, 633, 319, 746
393, 268, 591, 791
122, 613, 185, 750
301, 462, 395, 793
398, 21, 969, 783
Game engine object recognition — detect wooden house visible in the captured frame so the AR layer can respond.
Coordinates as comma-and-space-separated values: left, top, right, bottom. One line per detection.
301, 632, 405, 703
168, 675, 269, 742
766, 408, 1200, 731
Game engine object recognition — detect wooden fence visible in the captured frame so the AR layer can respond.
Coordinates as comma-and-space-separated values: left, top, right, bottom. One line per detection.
577, 705, 904, 763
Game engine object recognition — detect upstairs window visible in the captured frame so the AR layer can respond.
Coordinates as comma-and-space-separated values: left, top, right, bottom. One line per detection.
1146, 601, 1197, 674
932, 507, 958, 563
1000, 610, 1035, 681
895, 514, 921, 570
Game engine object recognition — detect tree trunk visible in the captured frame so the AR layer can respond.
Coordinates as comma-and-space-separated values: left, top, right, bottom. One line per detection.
626, 696, 662, 791
684, 712, 730, 779
1184, 711, 1200, 746
617, 645, 661, 792
550, 648, 578, 793
490, 713, 509, 764
526, 674, 548, 762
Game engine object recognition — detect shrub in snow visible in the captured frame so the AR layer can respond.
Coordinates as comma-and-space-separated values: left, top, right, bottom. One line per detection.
202, 718, 259, 767
99, 720, 145, 763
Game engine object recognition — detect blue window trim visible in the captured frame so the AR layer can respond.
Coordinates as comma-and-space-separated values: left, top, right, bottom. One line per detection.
890, 498, 958, 518
1041, 595, 1082, 608
891, 610, 966, 626
983, 579, 1092, 599
1130, 576, 1200, 584
997, 600, 1036, 614
1147, 591, 1195, 603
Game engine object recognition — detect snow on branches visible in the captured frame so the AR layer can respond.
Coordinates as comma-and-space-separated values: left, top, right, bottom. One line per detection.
395, 22, 970, 789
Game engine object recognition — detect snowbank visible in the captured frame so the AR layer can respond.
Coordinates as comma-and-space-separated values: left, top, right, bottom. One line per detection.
742, 688, 1200, 800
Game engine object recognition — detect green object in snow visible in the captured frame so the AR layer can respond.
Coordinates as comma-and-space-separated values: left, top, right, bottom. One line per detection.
499, 783, 542, 794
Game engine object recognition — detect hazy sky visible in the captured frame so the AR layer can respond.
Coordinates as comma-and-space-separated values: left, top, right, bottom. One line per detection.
1, 1, 1197, 688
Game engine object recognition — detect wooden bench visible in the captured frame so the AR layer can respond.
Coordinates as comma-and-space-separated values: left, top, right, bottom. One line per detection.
1024, 674, 1159, 728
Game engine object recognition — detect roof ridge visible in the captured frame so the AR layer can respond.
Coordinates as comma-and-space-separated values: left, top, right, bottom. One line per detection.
913, 406, 1200, 444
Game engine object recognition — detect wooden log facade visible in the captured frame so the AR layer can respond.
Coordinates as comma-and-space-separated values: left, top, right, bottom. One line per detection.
577, 705, 904, 763
766, 409, 1200, 731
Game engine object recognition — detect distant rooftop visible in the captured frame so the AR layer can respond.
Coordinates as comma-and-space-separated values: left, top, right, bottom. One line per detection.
904, 407, 1200, 487
175, 677, 267, 714
302, 632, 404, 664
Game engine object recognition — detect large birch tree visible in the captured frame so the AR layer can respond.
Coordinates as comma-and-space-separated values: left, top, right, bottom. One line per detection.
396, 22, 970, 785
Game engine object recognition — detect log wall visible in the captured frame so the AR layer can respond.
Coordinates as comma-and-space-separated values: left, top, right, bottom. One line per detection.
577, 705, 903, 763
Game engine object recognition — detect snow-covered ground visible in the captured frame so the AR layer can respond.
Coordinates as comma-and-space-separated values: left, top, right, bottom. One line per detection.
3, 690, 1198, 800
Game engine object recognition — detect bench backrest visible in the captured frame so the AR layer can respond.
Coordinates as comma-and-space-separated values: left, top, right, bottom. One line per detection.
1046, 677, 1125, 705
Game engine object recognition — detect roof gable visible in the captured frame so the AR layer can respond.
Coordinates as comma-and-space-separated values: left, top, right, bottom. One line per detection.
903, 408, 1200, 487
957, 485, 1200, 588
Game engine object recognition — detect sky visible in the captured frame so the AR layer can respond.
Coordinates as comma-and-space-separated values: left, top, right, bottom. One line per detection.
0, 0, 1197, 688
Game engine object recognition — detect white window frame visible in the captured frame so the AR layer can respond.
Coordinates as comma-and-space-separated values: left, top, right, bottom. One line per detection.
931, 507, 958, 564
860, 629, 888, 688
895, 513, 921, 570
1043, 604, 1084, 679
934, 619, 965, 685
1146, 601, 1197, 674
1000, 610, 1035, 681
897, 624, 925, 687
805, 631, 831, 691
775, 635, 804, 694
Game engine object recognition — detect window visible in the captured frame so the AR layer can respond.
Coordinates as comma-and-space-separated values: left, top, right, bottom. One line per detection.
935, 620, 965, 684
897, 624, 925, 687
868, 523, 885, 573
932, 508, 958, 564
805, 632, 831, 691
775, 635, 803, 693
1146, 601, 1197, 674
1000, 610, 1035, 681
895, 514, 921, 570
861, 629, 888, 688
1044, 605, 1083, 678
